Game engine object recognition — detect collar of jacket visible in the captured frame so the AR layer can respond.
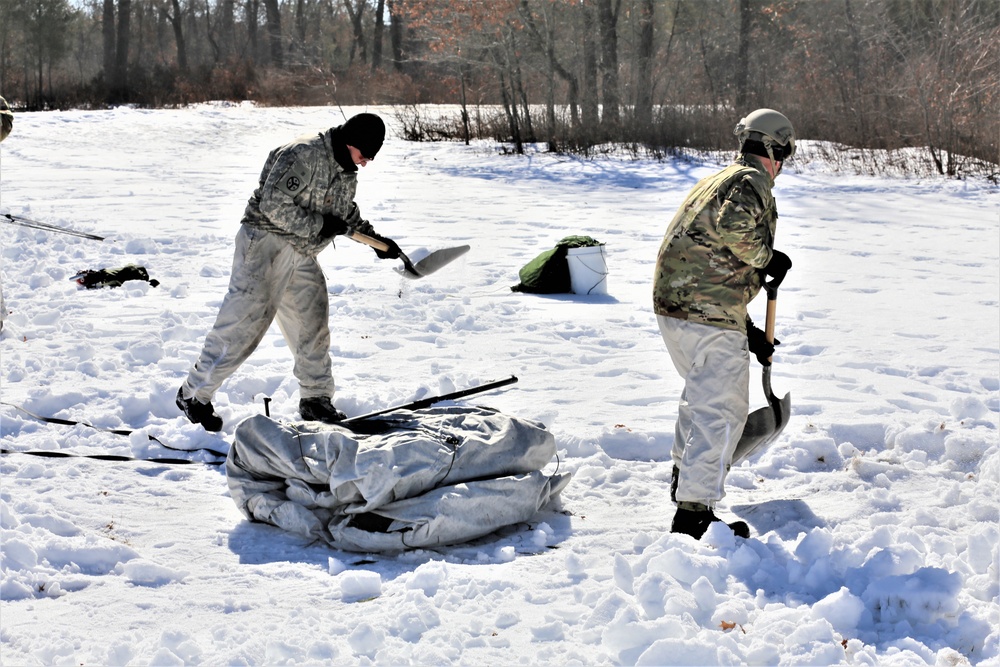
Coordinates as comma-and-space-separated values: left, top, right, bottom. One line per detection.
736, 153, 775, 187
327, 126, 358, 173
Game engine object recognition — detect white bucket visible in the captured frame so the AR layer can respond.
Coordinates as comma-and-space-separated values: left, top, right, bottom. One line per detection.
566, 245, 608, 295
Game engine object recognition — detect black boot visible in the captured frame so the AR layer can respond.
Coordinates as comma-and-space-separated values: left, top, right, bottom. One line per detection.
299, 396, 346, 423
176, 388, 223, 432
671, 506, 750, 540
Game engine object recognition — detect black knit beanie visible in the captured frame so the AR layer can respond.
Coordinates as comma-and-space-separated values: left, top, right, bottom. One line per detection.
741, 139, 771, 159
741, 137, 793, 161
342, 113, 386, 159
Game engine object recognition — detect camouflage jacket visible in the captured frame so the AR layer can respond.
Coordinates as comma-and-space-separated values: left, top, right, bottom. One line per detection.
653, 155, 777, 333
241, 128, 360, 256
0, 96, 12, 142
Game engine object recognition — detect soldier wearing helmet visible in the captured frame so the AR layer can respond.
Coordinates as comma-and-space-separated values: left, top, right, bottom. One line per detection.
0, 95, 10, 333
653, 108, 796, 540
0, 95, 12, 142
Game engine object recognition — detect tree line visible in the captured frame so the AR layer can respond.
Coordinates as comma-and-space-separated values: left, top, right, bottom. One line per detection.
1, 0, 997, 177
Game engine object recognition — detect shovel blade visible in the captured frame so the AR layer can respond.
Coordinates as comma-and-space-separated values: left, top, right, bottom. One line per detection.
732, 390, 791, 466
732, 288, 790, 466
398, 245, 470, 279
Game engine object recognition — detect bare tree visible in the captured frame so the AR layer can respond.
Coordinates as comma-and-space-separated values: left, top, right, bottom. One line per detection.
372, 0, 385, 71
161, 0, 188, 73
218, 0, 235, 60
114, 0, 130, 99
343, 0, 367, 65
102, 0, 115, 82
387, 0, 406, 72
1, 0, 995, 179
0, 1, 17, 89
19, 0, 73, 103
634, 0, 654, 127
580, 0, 599, 131
518, 0, 580, 141
291, 0, 307, 51
734, 0, 751, 109
245, 0, 260, 63
263, 0, 283, 67
597, 0, 619, 129
883, 0, 1000, 174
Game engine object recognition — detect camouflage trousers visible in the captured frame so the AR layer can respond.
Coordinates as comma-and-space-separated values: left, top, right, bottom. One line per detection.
657, 315, 750, 508
182, 225, 335, 404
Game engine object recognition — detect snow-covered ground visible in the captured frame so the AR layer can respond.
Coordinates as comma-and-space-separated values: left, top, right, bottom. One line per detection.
1, 104, 997, 665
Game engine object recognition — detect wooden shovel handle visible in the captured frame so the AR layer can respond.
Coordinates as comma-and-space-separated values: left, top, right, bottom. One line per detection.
765, 288, 777, 363
346, 229, 420, 276
347, 230, 390, 252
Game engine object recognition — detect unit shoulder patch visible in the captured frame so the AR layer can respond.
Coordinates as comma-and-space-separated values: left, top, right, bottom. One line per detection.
276, 160, 314, 198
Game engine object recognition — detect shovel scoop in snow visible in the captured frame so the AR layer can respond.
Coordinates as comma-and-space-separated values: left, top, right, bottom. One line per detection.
349, 231, 469, 279
732, 284, 791, 465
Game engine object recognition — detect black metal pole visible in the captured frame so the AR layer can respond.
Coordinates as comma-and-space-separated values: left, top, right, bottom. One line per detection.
2, 213, 106, 241
344, 375, 518, 423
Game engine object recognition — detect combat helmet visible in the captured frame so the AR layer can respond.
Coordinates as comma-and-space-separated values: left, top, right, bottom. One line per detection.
734, 108, 795, 162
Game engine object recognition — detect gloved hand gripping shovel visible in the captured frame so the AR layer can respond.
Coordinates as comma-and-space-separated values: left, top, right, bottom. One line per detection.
731, 282, 791, 465
348, 231, 470, 279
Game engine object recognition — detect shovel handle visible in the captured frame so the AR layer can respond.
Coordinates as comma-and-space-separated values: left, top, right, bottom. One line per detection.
347, 230, 390, 252
346, 230, 420, 276
764, 285, 778, 363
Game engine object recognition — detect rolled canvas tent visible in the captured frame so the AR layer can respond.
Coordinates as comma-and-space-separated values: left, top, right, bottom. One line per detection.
226, 406, 571, 552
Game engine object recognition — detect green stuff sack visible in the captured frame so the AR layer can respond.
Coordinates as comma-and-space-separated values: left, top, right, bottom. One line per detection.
511, 235, 601, 294
511, 246, 570, 294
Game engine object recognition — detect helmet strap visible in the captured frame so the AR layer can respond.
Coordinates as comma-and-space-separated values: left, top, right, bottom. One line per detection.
763, 139, 777, 165
763, 139, 782, 177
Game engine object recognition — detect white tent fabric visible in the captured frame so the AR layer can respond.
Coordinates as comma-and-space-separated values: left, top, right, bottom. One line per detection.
226, 406, 572, 552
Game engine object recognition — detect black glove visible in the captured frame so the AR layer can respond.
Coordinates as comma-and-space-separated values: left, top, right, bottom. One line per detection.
747, 318, 780, 366
322, 203, 363, 239
369, 233, 401, 260
352, 219, 375, 237
320, 213, 349, 238
347, 218, 400, 259
763, 249, 792, 288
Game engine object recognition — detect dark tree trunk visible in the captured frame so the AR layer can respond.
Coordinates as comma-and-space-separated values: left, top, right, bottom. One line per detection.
166, 0, 188, 73
102, 0, 116, 83
114, 0, 131, 100
597, 0, 620, 128
295, 0, 308, 45
372, 0, 385, 71
343, 0, 367, 64
735, 0, 752, 109
246, 0, 259, 63
387, 0, 405, 72
219, 0, 235, 60
635, 0, 654, 127
263, 0, 283, 68
581, 0, 599, 130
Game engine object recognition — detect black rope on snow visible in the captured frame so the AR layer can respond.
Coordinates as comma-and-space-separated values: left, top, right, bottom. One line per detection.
0, 447, 224, 466
0, 401, 229, 464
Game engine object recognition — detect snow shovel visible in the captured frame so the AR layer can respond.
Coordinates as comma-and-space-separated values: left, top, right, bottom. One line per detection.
348, 231, 470, 279
732, 283, 791, 465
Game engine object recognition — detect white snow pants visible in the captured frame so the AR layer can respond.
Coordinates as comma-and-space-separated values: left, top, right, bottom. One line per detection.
657, 315, 750, 508
182, 225, 334, 404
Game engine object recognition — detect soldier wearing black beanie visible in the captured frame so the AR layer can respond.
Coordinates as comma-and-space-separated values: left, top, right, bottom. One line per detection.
177, 112, 399, 431
342, 112, 386, 160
